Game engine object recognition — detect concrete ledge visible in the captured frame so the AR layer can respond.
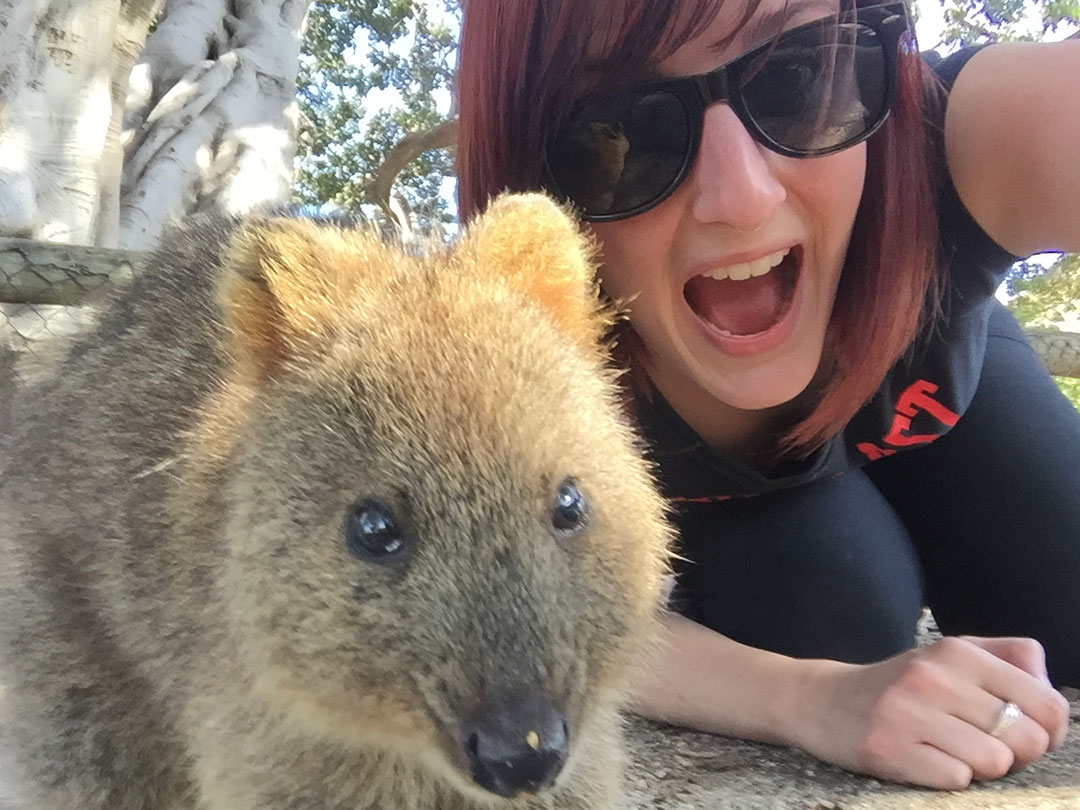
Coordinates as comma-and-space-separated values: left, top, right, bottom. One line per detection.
1, 237, 1079, 378
0, 237, 139, 306
624, 688, 1080, 809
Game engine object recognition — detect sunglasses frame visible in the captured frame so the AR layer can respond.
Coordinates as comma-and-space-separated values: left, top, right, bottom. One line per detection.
544, 1, 911, 222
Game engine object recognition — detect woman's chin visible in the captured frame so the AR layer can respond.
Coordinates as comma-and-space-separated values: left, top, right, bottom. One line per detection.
699, 355, 821, 413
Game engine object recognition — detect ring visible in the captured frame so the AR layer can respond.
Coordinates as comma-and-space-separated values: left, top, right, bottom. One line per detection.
988, 701, 1023, 738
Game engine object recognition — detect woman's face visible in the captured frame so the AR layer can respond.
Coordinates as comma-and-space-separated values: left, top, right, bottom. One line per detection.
589, 0, 866, 437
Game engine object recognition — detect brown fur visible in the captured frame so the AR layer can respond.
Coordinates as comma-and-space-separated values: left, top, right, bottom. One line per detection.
0, 194, 671, 810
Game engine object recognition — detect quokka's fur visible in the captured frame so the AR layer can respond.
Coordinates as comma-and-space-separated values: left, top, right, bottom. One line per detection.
0, 194, 672, 810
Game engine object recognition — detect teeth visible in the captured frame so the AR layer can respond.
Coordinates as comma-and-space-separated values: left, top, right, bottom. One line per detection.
704, 248, 789, 282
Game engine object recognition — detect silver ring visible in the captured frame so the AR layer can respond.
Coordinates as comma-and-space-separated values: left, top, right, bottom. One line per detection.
988, 701, 1023, 738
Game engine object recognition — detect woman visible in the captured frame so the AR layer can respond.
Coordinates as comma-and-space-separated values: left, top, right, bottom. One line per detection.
455, 0, 1079, 791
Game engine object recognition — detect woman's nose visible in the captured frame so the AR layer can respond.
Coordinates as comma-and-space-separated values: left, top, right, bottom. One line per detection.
688, 103, 787, 231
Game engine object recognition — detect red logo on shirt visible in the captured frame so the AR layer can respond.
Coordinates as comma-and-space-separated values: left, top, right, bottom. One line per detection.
856, 379, 959, 461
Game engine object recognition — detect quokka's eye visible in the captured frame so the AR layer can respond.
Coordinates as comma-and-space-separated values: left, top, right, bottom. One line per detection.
550, 478, 590, 537
345, 499, 408, 563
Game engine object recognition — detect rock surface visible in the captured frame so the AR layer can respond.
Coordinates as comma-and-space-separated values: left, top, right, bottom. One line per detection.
624, 688, 1080, 810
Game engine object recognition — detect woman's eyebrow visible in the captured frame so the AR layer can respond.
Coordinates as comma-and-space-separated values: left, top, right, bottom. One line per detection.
710, 0, 838, 54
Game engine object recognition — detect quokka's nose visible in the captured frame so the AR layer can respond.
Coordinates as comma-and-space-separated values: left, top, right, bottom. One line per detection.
463, 688, 569, 798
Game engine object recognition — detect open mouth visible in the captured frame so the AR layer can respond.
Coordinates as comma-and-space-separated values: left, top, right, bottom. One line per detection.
684, 246, 801, 337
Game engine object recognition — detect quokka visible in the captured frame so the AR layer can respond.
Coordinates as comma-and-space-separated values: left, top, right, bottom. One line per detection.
0, 193, 671, 810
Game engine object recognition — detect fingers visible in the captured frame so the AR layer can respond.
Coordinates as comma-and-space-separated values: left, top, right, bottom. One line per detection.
989, 704, 1054, 773
871, 644, 1048, 780
867, 742, 975, 791
947, 637, 1071, 750
826, 637, 1070, 789
959, 636, 1050, 683
922, 712, 1014, 783
927, 701, 1051, 779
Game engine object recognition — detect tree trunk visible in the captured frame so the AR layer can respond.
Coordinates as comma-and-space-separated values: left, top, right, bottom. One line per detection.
0, 0, 312, 250
0, 0, 164, 246
119, 0, 314, 249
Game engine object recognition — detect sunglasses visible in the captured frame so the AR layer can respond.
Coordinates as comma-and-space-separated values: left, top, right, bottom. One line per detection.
543, 2, 910, 221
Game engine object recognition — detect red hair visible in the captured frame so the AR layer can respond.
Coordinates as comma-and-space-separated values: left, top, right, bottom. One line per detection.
457, 0, 944, 457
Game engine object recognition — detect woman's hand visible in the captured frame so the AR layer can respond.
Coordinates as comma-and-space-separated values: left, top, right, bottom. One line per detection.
631, 616, 1068, 790
799, 636, 1070, 789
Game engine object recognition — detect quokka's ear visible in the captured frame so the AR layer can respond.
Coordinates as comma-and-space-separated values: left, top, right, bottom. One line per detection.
458, 193, 615, 352
217, 217, 392, 380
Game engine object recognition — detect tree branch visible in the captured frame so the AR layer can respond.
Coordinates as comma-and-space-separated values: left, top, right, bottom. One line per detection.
365, 117, 459, 228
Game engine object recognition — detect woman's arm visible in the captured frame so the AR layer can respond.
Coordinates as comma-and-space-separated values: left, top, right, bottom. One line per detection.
631, 613, 1070, 789
944, 39, 1080, 256
629, 612, 826, 744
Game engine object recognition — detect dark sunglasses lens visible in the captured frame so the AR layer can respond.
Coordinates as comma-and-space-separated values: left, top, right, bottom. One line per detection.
547, 90, 691, 218
740, 21, 887, 153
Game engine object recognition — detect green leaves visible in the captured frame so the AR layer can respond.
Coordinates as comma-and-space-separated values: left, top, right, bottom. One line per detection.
1009, 254, 1080, 408
1041, 0, 1080, 33
293, 0, 459, 230
937, 0, 1079, 44
1009, 253, 1080, 330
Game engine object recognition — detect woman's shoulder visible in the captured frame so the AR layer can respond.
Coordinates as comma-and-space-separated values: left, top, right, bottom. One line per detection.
918, 46, 1020, 298
938, 38, 1080, 257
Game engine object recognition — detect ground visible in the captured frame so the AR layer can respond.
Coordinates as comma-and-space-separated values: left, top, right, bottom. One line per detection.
623, 619, 1079, 810
624, 689, 1080, 809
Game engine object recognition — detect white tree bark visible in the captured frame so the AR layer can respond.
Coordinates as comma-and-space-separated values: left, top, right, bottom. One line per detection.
0, 0, 311, 250
119, 0, 313, 249
0, 0, 163, 246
